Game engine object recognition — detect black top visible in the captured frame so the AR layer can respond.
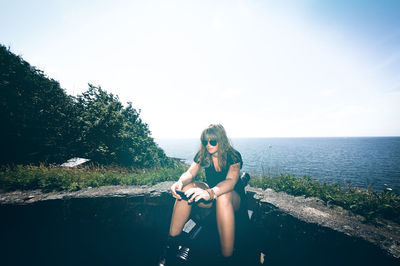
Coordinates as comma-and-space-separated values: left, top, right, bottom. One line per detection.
194, 149, 243, 188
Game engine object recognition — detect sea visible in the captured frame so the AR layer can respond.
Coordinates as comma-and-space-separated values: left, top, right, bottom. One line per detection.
156, 137, 400, 193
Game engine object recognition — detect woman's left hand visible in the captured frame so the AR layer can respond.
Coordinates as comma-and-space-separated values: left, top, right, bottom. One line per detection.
185, 187, 211, 203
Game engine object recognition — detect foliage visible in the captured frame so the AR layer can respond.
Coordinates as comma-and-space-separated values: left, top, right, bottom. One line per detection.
0, 44, 172, 168
0, 164, 188, 193
73, 84, 172, 168
0, 45, 77, 165
249, 174, 400, 224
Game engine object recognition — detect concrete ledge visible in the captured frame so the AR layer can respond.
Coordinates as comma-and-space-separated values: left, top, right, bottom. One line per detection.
1, 182, 399, 258
246, 186, 400, 259
0, 182, 172, 205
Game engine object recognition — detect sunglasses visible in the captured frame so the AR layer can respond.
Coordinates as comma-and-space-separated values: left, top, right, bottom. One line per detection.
202, 139, 218, 146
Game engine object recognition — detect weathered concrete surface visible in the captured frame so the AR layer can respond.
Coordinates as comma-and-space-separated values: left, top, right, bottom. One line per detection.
246, 186, 400, 259
1, 182, 399, 258
0, 182, 171, 205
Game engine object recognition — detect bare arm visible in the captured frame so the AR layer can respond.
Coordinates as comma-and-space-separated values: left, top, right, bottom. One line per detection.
211, 162, 241, 197
171, 162, 201, 199
178, 162, 200, 186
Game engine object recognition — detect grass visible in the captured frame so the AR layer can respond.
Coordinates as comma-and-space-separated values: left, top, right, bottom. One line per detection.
249, 173, 400, 224
0, 164, 398, 225
0, 163, 199, 193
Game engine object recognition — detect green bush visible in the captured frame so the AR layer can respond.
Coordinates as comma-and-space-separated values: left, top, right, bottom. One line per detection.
0, 164, 188, 193
249, 173, 400, 224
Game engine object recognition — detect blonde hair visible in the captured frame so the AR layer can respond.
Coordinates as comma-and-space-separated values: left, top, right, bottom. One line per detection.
196, 124, 238, 169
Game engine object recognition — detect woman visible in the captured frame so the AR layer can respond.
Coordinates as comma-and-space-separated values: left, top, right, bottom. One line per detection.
158, 124, 245, 264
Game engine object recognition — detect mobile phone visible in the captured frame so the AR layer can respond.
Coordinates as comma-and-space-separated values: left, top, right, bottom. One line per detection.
176, 190, 189, 200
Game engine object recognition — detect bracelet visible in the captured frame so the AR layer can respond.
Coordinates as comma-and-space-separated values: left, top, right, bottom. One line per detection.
206, 188, 216, 200
212, 188, 218, 200
206, 189, 213, 200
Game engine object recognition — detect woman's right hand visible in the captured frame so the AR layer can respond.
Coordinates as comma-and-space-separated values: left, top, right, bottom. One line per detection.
171, 180, 184, 199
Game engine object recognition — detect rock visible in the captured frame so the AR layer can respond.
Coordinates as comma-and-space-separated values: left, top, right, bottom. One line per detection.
60, 157, 90, 167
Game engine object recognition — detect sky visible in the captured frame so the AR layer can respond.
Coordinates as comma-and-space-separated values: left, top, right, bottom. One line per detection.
1, 0, 400, 138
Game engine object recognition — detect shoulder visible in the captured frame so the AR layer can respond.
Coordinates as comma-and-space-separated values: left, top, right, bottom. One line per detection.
230, 149, 242, 159
193, 151, 200, 162
227, 149, 242, 167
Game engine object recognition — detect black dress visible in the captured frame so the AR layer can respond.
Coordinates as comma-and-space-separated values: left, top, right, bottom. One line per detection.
193, 149, 246, 199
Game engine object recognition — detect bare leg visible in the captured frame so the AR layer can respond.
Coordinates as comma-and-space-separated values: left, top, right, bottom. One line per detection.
169, 197, 192, 236
168, 182, 212, 236
216, 190, 241, 257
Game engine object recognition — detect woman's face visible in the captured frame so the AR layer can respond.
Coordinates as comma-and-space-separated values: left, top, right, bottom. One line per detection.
203, 139, 219, 155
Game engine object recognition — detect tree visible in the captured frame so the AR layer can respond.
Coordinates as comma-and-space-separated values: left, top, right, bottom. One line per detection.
74, 85, 171, 168
0, 44, 172, 168
0, 45, 78, 165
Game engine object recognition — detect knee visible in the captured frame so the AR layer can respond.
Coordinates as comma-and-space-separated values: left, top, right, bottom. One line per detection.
216, 192, 233, 208
182, 181, 209, 192
182, 182, 196, 192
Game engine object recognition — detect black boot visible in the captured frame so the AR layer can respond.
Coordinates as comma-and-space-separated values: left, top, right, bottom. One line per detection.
175, 244, 190, 262
175, 217, 204, 263
157, 235, 179, 266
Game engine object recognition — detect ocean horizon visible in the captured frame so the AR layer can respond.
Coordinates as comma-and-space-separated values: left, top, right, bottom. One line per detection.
156, 137, 400, 193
